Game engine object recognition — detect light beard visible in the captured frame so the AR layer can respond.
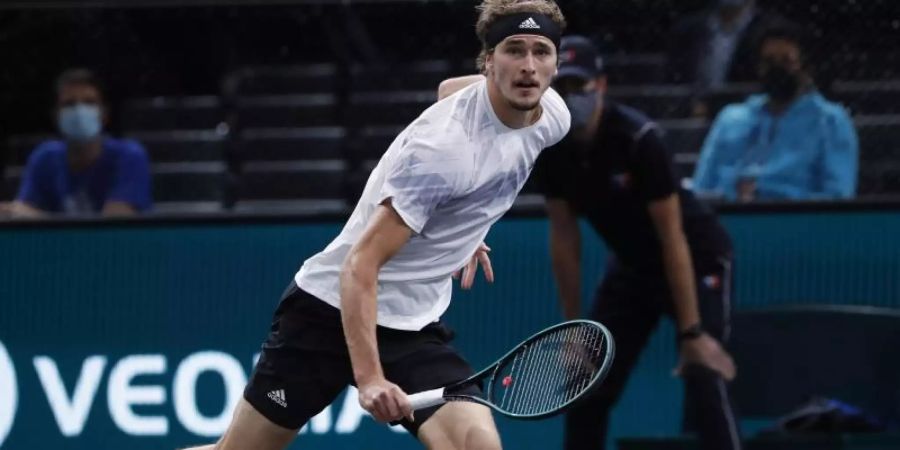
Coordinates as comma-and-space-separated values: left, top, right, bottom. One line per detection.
508, 97, 541, 112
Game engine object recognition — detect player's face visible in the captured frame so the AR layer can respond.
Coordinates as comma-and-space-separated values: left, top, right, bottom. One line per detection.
486, 35, 558, 111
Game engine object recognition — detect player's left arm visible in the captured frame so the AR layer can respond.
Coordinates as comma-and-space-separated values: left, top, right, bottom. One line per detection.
437, 75, 486, 100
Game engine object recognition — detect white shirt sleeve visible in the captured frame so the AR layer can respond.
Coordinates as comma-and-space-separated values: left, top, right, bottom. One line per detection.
379, 140, 465, 234
540, 87, 572, 147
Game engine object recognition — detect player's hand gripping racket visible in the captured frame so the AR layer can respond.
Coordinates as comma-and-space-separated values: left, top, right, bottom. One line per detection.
407, 320, 615, 419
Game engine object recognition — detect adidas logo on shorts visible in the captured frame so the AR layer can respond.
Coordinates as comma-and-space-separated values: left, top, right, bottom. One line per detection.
519, 17, 541, 29
267, 389, 288, 408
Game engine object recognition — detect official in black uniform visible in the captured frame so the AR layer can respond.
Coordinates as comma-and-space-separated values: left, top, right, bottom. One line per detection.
532, 36, 742, 450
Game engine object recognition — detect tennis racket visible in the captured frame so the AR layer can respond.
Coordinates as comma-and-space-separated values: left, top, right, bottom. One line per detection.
407, 319, 615, 419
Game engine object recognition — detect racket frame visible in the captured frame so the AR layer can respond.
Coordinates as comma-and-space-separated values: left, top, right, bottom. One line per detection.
408, 319, 615, 420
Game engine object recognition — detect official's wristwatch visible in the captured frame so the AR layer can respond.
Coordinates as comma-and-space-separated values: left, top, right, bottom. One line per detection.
677, 323, 704, 342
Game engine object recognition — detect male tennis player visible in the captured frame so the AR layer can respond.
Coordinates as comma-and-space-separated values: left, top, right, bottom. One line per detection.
181, 1, 569, 449
439, 35, 740, 450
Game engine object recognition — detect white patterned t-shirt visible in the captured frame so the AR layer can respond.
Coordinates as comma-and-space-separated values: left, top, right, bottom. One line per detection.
296, 80, 570, 330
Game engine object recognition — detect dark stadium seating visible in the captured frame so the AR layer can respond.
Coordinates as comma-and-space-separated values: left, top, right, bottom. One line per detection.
152, 163, 226, 203
659, 119, 709, 179
607, 85, 695, 119
6, 134, 52, 166
237, 127, 346, 161
345, 90, 435, 126
121, 96, 224, 131
602, 53, 668, 85
126, 130, 225, 163
6, 65, 900, 210
236, 160, 345, 201
235, 94, 340, 128
827, 51, 900, 81
344, 125, 403, 164
854, 116, 900, 196
349, 60, 455, 92
832, 80, 900, 115
224, 63, 340, 96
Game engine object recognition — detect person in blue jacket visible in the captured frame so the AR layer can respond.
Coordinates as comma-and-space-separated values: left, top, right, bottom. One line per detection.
692, 24, 858, 201
11, 68, 152, 218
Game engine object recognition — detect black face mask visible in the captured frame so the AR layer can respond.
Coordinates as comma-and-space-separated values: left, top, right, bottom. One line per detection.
761, 65, 801, 101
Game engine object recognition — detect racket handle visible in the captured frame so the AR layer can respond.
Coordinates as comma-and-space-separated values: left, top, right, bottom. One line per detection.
408, 387, 446, 410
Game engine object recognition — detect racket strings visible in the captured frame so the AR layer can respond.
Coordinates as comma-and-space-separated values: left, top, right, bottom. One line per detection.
500, 340, 532, 412
522, 327, 564, 414
497, 343, 523, 409
494, 323, 606, 416
556, 326, 599, 411
565, 326, 604, 400
511, 333, 544, 413
534, 327, 572, 413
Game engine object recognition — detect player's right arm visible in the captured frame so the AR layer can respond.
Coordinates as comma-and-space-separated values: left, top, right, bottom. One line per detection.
340, 201, 414, 423
546, 198, 581, 320
438, 75, 485, 100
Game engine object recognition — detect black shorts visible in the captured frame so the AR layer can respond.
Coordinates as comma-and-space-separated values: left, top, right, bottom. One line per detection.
244, 282, 481, 436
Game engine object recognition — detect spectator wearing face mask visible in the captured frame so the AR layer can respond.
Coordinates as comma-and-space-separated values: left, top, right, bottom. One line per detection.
11, 68, 152, 218
691, 24, 859, 201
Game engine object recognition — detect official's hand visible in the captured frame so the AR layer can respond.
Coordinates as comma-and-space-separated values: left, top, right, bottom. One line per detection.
358, 377, 414, 423
673, 333, 737, 381
452, 242, 494, 289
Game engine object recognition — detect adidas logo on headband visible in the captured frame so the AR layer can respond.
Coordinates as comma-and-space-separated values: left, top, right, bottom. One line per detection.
518, 17, 541, 29
485, 13, 560, 50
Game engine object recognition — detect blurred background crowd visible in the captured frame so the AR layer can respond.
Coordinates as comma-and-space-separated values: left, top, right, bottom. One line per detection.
1, 0, 897, 218
2, 2, 900, 450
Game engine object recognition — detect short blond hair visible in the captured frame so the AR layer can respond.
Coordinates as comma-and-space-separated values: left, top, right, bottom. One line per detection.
475, 0, 567, 72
